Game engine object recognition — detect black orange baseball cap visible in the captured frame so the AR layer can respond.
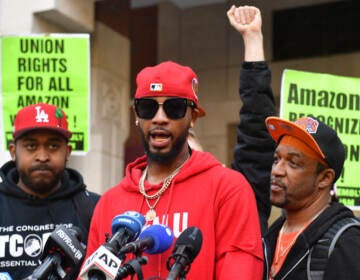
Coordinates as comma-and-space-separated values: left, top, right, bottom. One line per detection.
265, 116, 345, 182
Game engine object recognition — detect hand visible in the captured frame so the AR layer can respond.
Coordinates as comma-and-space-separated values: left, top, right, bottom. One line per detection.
227, 5, 264, 61
227, 5, 262, 36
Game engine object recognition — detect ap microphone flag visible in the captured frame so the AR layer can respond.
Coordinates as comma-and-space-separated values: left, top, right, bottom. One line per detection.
79, 211, 145, 280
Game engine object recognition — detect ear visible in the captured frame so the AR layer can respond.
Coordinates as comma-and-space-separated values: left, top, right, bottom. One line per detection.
8, 142, 16, 161
316, 168, 335, 190
190, 108, 199, 128
132, 106, 140, 125
66, 144, 72, 161
132, 106, 138, 118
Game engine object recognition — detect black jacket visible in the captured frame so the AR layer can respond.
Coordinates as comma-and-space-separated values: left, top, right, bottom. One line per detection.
266, 202, 360, 280
0, 160, 100, 279
232, 61, 276, 235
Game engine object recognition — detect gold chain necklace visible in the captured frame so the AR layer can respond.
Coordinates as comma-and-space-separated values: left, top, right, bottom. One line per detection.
139, 162, 185, 221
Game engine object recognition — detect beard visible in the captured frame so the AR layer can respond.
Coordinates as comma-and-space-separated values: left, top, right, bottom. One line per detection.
139, 126, 190, 164
270, 177, 289, 208
17, 163, 64, 195
270, 193, 289, 208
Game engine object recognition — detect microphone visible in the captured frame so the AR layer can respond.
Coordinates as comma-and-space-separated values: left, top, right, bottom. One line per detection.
118, 224, 174, 255
166, 227, 203, 280
79, 211, 145, 280
23, 225, 85, 280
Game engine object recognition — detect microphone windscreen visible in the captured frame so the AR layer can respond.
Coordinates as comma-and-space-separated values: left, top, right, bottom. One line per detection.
111, 211, 146, 240
174, 227, 203, 261
41, 225, 85, 266
139, 224, 174, 254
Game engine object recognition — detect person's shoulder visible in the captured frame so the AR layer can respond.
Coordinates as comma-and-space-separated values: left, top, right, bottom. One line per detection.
83, 189, 101, 201
192, 151, 249, 179
191, 150, 224, 165
322, 203, 360, 237
216, 163, 248, 178
0, 160, 16, 176
328, 202, 357, 217
206, 163, 253, 191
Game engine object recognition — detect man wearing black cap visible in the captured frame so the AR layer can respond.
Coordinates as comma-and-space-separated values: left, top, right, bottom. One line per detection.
0, 103, 99, 279
264, 116, 360, 279
228, 5, 360, 280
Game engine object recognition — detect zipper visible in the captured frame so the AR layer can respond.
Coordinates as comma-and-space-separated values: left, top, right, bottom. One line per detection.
279, 249, 310, 280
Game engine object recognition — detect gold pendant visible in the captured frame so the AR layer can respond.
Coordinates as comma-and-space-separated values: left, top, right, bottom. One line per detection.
145, 209, 156, 221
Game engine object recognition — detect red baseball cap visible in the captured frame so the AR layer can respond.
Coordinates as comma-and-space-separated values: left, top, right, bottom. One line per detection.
135, 61, 206, 117
13, 103, 72, 141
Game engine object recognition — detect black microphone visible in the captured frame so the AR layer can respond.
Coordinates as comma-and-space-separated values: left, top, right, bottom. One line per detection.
23, 225, 85, 280
79, 211, 145, 280
166, 227, 203, 280
118, 224, 174, 256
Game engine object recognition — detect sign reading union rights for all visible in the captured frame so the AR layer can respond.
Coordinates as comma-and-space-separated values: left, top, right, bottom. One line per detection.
0, 34, 90, 154
281, 69, 360, 209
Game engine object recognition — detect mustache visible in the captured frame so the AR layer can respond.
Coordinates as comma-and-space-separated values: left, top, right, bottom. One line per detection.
29, 164, 54, 173
270, 177, 286, 189
149, 127, 171, 134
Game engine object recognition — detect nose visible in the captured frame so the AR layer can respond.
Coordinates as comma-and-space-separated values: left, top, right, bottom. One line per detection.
36, 147, 49, 162
152, 103, 169, 123
271, 159, 286, 177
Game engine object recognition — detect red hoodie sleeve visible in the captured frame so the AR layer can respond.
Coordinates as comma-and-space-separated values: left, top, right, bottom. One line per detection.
214, 168, 264, 279
216, 250, 264, 279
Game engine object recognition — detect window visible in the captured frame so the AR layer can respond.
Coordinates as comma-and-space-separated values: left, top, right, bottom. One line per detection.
273, 1, 360, 60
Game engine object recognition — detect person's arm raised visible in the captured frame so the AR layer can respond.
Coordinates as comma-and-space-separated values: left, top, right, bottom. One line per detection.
227, 5, 264, 61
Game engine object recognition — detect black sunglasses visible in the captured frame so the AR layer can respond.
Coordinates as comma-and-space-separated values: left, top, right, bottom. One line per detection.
134, 98, 196, 120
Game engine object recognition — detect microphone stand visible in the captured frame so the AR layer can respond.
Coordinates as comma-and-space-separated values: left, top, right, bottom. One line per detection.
23, 254, 64, 280
116, 256, 148, 280
166, 254, 191, 280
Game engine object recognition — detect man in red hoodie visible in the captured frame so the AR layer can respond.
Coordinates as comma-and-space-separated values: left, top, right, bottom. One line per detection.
81, 61, 263, 279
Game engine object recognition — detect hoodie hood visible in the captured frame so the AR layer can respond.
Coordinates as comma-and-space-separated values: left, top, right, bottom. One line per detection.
122, 150, 222, 193
0, 160, 86, 201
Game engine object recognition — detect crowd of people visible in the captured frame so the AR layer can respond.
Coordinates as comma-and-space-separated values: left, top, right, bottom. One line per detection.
1, 4, 359, 280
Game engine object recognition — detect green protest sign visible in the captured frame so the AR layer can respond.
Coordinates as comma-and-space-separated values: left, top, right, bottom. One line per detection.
281, 69, 360, 209
0, 34, 90, 153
